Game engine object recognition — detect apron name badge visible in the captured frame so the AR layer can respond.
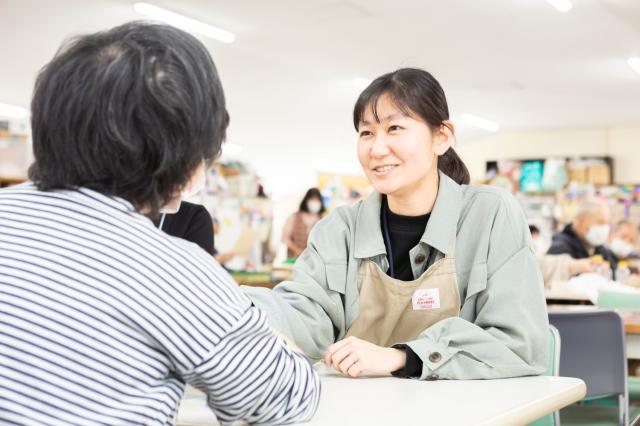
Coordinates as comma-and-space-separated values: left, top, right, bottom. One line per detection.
412, 288, 441, 310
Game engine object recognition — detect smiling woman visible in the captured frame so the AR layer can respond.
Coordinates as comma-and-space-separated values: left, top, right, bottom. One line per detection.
243, 67, 549, 381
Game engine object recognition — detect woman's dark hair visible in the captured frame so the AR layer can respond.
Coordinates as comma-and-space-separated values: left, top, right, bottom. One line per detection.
352, 68, 470, 185
299, 188, 325, 214
29, 21, 229, 215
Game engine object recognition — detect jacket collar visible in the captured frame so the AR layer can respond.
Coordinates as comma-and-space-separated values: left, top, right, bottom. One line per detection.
354, 171, 463, 259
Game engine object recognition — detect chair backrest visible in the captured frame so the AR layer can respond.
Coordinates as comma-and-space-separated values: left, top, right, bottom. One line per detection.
529, 325, 562, 426
598, 291, 640, 310
549, 310, 627, 398
549, 310, 628, 425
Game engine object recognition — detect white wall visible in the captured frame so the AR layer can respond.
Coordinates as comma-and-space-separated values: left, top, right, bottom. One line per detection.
457, 127, 640, 183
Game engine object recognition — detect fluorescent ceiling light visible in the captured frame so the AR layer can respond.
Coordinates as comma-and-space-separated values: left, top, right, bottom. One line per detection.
460, 113, 499, 132
546, 0, 572, 13
352, 78, 372, 90
629, 57, 640, 75
0, 103, 29, 119
133, 2, 235, 43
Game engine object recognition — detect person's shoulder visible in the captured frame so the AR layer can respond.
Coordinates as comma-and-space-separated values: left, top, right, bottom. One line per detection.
462, 183, 519, 213
179, 201, 209, 218
313, 201, 361, 232
307, 202, 360, 251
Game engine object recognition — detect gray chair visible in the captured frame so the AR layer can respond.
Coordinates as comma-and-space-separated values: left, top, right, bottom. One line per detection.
549, 310, 629, 425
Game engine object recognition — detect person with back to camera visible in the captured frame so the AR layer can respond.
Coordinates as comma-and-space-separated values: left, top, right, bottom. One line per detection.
0, 21, 319, 425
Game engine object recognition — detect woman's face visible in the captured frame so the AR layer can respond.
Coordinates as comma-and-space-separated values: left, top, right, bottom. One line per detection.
306, 197, 322, 214
357, 94, 450, 196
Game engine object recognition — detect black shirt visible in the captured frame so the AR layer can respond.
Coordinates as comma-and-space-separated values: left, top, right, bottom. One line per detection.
381, 197, 431, 378
384, 202, 431, 281
152, 201, 215, 255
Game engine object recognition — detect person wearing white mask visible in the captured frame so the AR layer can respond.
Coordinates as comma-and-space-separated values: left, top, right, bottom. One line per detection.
609, 220, 639, 260
152, 160, 216, 255
529, 224, 549, 257
540, 200, 617, 286
282, 187, 325, 258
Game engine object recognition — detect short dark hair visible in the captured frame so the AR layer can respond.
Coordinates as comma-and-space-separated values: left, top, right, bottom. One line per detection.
299, 188, 325, 214
353, 68, 470, 185
29, 21, 228, 215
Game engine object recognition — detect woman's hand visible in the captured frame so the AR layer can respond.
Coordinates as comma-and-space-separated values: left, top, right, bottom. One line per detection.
324, 336, 406, 378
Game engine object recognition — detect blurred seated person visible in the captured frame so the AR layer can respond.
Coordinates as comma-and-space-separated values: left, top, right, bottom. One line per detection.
540, 200, 616, 286
609, 220, 640, 286
151, 161, 215, 255
608, 219, 639, 261
282, 188, 325, 259
529, 224, 548, 257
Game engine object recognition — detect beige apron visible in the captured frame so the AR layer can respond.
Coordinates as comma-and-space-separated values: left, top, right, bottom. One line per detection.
346, 244, 461, 347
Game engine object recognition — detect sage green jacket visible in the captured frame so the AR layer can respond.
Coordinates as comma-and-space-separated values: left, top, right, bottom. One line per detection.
243, 172, 548, 380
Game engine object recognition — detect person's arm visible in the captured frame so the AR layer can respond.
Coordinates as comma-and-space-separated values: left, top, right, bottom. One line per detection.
244, 212, 350, 359
152, 243, 320, 424
184, 306, 321, 424
282, 214, 304, 257
401, 192, 548, 380
540, 254, 595, 287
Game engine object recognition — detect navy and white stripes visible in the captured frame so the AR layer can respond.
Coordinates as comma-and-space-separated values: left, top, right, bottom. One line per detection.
0, 183, 320, 425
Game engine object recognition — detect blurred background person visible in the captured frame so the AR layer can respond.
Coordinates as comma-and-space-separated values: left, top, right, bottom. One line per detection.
608, 219, 639, 261
151, 161, 215, 255
540, 200, 616, 286
529, 224, 549, 257
608, 219, 640, 286
282, 187, 325, 259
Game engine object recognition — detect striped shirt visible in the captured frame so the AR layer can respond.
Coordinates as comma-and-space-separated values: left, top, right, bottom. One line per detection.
0, 183, 320, 426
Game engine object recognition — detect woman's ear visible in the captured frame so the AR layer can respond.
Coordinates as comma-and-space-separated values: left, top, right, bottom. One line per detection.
434, 120, 455, 156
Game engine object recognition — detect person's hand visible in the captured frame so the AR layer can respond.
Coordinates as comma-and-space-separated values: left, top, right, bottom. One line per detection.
569, 258, 596, 276
323, 336, 406, 378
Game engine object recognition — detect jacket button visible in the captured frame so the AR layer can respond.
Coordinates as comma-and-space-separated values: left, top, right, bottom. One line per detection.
429, 352, 442, 363
415, 254, 426, 263
426, 373, 439, 381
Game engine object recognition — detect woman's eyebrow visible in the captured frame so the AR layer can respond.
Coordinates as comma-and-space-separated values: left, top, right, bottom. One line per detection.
360, 113, 407, 125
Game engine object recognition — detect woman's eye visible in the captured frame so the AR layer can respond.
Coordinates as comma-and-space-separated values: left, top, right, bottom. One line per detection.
359, 130, 372, 137
388, 125, 401, 132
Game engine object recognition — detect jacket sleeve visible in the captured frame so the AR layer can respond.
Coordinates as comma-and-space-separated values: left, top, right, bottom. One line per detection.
242, 213, 350, 360
402, 193, 549, 380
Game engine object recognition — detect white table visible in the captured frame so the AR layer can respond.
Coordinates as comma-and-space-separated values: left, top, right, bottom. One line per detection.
176, 365, 586, 426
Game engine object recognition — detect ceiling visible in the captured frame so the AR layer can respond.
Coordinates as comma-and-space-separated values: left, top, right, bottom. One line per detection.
2, 0, 639, 194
